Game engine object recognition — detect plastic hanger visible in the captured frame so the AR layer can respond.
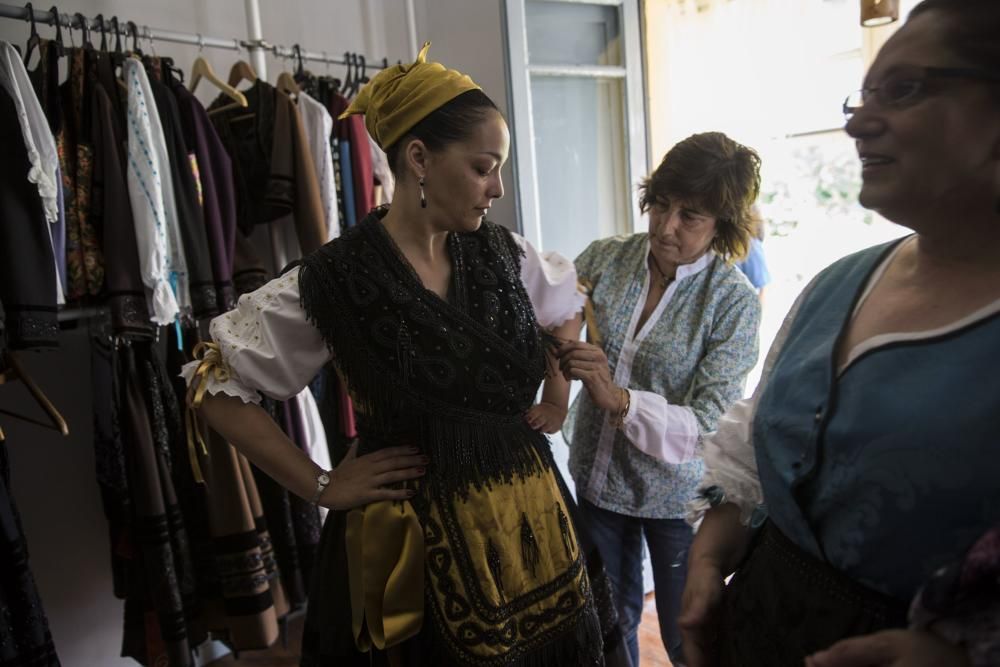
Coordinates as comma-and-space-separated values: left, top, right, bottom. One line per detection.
356, 54, 369, 91
22, 2, 41, 65
126, 20, 142, 57
109, 15, 125, 68
48, 6, 64, 57
73, 11, 92, 50
0, 351, 70, 436
111, 15, 122, 55
346, 53, 361, 98
340, 50, 354, 96
95, 13, 106, 52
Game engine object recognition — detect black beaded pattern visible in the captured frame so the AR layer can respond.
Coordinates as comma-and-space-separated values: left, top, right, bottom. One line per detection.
298, 211, 555, 497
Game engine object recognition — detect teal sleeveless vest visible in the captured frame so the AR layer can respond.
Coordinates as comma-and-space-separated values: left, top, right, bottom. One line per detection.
754, 240, 1000, 600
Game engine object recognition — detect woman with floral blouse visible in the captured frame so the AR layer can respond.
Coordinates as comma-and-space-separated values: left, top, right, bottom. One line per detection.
557, 131, 763, 666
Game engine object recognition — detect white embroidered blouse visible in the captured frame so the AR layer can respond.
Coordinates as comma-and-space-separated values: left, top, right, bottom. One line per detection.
181, 233, 585, 404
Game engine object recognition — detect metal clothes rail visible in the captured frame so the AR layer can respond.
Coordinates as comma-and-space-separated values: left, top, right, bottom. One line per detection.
0, 2, 390, 76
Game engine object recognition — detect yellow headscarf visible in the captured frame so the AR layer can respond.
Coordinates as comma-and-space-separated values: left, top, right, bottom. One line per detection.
339, 42, 481, 151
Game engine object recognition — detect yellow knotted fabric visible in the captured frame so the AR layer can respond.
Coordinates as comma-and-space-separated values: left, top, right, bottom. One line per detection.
346, 497, 425, 651
183, 341, 231, 485
577, 279, 603, 348
338, 42, 481, 151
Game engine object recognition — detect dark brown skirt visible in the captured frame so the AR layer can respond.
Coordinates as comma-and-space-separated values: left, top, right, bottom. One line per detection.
719, 521, 908, 667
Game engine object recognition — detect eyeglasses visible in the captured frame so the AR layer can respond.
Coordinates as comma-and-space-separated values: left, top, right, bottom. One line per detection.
843, 66, 1000, 119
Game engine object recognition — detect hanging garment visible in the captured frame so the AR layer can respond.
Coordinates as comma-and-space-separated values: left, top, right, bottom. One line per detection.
116, 342, 195, 667
172, 83, 237, 313
1, 40, 63, 307
244, 400, 309, 611
329, 93, 374, 224
336, 138, 356, 228
298, 91, 339, 241
0, 70, 58, 351
160, 332, 285, 653
0, 437, 61, 667
284, 397, 322, 596
192, 412, 291, 649
209, 81, 325, 257
124, 57, 188, 325
91, 56, 153, 338
148, 73, 216, 319
330, 134, 347, 234
59, 48, 105, 301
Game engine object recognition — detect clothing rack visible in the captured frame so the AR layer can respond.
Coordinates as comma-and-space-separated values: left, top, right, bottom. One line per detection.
0, 3, 390, 74
1, 0, 395, 323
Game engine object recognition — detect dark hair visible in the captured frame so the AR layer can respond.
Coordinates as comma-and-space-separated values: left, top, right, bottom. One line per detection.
638, 132, 762, 262
909, 0, 1000, 80
385, 89, 500, 178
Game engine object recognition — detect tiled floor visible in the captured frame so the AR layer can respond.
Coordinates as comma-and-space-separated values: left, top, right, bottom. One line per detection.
208, 593, 672, 666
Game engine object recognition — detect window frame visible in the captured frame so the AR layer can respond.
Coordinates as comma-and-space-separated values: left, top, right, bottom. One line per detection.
503, 0, 648, 248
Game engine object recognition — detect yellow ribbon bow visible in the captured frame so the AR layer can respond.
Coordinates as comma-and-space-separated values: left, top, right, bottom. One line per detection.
183, 341, 231, 485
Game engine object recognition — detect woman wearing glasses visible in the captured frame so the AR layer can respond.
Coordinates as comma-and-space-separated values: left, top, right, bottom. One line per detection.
680, 1, 1000, 666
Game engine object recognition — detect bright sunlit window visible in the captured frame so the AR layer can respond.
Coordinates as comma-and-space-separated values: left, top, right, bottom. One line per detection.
644, 0, 920, 391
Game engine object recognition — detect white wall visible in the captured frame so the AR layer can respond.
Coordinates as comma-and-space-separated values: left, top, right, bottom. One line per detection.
0, 2, 517, 665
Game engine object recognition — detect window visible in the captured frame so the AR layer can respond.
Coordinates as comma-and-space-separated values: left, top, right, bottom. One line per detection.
504, 0, 647, 261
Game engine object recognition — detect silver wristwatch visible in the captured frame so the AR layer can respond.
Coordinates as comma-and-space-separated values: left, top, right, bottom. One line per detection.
310, 470, 332, 505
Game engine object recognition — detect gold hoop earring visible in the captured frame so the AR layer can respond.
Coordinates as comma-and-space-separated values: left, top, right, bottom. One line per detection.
419, 177, 427, 209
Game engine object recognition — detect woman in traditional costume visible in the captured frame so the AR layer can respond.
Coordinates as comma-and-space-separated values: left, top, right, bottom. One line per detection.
185, 44, 620, 666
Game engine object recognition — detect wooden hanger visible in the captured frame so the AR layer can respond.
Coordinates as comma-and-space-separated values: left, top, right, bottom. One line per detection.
227, 59, 257, 88
204, 59, 256, 117
0, 350, 69, 436
276, 71, 300, 97
190, 56, 248, 109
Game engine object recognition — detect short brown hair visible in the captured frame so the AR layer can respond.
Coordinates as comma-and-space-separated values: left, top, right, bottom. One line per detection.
639, 132, 762, 262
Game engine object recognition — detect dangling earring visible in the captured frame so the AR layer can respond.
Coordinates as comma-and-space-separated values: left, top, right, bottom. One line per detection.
419, 177, 427, 209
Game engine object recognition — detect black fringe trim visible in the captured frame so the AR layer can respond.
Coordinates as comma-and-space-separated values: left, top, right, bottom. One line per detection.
298, 226, 556, 500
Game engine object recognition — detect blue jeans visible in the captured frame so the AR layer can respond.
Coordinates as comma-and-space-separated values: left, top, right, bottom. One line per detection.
578, 499, 693, 666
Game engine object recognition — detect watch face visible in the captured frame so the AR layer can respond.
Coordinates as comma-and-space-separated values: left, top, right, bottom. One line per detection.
319, 472, 331, 485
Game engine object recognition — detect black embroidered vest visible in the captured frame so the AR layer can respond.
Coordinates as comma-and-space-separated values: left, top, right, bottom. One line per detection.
298, 210, 555, 497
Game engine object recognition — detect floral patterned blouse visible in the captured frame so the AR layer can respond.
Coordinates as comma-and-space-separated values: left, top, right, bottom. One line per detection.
563, 233, 760, 519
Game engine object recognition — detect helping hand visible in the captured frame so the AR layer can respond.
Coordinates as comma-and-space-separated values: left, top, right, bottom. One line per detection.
556, 340, 620, 411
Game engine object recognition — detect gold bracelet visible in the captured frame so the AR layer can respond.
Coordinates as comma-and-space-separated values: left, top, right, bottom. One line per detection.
612, 387, 631, 428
